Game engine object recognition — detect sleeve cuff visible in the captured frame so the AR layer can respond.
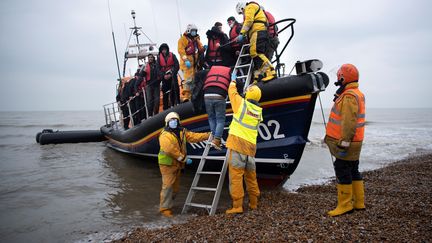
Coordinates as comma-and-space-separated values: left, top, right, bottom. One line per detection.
177, 156, 184, 161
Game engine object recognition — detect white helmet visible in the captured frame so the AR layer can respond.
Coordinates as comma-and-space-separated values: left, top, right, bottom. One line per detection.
236, 2, 246, 14
165, 112, 180, 124
186, 24, 197, 34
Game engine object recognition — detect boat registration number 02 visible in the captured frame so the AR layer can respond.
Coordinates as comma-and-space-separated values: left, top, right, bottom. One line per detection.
257, 120, 285, 141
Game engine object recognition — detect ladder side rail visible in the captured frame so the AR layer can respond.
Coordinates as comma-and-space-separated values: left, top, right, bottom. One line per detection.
209, 149, 230, 216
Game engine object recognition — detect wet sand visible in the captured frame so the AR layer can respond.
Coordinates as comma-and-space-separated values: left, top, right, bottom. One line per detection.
114, 153, 432, 242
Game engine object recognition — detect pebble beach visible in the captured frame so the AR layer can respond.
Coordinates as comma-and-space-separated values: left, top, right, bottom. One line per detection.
114, 153, 432, 242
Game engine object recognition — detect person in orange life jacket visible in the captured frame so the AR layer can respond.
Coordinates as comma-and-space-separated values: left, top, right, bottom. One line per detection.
201, 65, 233, 150
236, 2, 276, 83
204, 22, 229, 68
225, 72, 263, 214
157, 43, 180, 110
227, 16, 243, 59
158, 112, 210, 217
143, 54, 160, 116
178, 24, 205, 102
133, 66, 147, 123
261, 8, 279, 61
325, 64, 366, 217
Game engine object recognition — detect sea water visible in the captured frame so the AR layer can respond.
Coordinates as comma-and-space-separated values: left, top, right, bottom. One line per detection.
0, 109, 431, 242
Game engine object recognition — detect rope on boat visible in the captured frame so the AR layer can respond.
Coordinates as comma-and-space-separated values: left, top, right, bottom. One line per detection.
318, 93, 334, 163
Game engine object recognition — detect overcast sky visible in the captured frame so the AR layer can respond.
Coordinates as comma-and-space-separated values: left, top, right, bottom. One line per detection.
0, 0, 431, 111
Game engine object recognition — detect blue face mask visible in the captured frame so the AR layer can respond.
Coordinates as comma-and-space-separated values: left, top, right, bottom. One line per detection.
168, 119, 178, 129
190, 30, 197, 36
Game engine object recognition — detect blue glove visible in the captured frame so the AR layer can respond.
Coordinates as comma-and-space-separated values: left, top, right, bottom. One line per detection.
231, 72, 237, 81
185, 60, 191, 68
203, 45, 208, 51
236, 34, 245, 43
186, 158, 193, 165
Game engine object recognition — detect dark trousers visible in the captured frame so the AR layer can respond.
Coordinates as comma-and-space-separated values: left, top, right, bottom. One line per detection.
134, 94, 146, 123
146, 85, 160, 116
333, 158, 363, 184
162, 77, 180, 109
120, 103, 130, 130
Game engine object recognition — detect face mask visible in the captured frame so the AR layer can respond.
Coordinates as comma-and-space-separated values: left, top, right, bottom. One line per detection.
228, 22, 234, 28
168, 119, 178, 129
190, 30, 197, 36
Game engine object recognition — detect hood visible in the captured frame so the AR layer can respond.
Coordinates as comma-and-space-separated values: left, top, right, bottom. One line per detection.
206, 26, 223, 38
159, 43, 169, 53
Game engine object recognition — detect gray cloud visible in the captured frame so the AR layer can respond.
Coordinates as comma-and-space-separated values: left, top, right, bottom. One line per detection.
1, 0, 431, 111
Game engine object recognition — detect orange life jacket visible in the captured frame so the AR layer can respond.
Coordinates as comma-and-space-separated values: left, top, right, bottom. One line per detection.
203, 66, 230, 91
326, 87, 365, 142
264, 10, 277, 37
207, 38, 222, 62
185, 36, 198, 55
229, 22, 241, 49
159, 53, 175, 73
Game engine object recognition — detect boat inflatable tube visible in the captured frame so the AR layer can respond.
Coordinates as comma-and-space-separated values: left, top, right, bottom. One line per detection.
37, 129, 106, 145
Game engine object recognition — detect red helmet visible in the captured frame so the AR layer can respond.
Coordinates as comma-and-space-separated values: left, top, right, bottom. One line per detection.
337, 64, 359, 85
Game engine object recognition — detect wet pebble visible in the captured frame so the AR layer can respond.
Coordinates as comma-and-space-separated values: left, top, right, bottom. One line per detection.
113, 154, 432, 242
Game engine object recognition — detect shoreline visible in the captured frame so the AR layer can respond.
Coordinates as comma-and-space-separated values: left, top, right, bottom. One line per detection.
113, 153, 432, 242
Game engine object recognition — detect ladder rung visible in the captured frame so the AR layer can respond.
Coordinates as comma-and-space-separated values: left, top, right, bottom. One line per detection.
240, 54, 250, 57
187, 202, 212, 209
200, 156, 226, 161
237, 75, 249, 79
236, 64, 251, 69
192, 186, 217, 192
197, 171, 222, 175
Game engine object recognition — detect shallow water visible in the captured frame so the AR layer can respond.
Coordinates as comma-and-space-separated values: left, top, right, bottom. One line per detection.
0, 109, 431, 242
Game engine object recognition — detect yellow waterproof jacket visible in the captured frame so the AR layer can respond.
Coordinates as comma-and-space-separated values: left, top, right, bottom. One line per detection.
226, 82, 258, 156
159, 128, 209, 165
177, 33, 205, 70
325, 82, 364, 161
240, 2, 268, 37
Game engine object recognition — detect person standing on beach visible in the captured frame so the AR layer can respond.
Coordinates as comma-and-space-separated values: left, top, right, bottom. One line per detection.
158, 112, 210, 217
225, 72, 263, 214
325, 63, 366, 217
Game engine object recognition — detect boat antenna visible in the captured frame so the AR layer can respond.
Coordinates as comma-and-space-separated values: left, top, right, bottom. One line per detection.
106, 0, 122, 85
175, 0, 182, 37
130, 10, 141, 66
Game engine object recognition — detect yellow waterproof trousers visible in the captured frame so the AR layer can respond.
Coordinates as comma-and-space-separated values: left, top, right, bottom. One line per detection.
159, 161, 182, 212
227, 149, 260, 201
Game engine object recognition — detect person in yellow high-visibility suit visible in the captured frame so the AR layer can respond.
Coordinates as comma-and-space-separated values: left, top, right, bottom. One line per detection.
178, 24, 205, 102
158, 112, 210, 217
235, 2, 276, 82
225, 72, 263, 214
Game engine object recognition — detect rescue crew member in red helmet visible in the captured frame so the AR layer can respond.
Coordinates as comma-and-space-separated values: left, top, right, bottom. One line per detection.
325, 63, 366, 217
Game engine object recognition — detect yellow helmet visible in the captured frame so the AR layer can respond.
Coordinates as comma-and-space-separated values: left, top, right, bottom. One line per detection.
165, 112, 180, 124
245, 85, 262, 102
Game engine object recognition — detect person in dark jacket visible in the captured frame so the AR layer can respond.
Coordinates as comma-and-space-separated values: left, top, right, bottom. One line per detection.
157, 43, 180, 109
119, 77, 132, 130
144, 54, 160, 116
227, 16, 243, 62
205, 22, 229, 68
134, 66, 147, 123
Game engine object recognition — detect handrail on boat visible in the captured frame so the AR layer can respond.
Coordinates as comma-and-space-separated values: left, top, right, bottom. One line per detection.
270, 18, 296, 77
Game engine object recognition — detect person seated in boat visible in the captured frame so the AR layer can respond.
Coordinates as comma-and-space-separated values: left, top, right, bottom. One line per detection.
144, 54, 160, 116
134, 66, 147, 123
204, 22, 229, 68
157, 43, 180, 110
158, 112, 210, 217
178, 24, 205, 102
235, 2, 276, 82
225, 72, 262, 214
227, 16, 243, 63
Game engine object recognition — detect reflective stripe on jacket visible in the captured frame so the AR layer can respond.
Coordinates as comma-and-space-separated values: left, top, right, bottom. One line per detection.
229, 100, 263, 144
158, 129, 186, 165
326, 86, 365, 142
203, 66, 230, 91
